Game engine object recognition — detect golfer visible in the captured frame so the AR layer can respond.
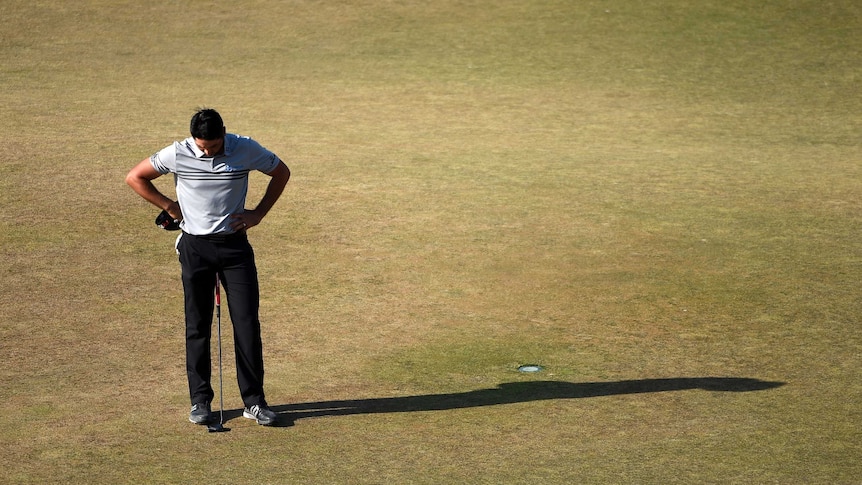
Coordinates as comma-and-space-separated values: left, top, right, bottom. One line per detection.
126, 108, 290, 426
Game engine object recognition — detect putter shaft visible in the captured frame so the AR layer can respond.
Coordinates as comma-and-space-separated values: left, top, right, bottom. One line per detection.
210, 275, 229, 432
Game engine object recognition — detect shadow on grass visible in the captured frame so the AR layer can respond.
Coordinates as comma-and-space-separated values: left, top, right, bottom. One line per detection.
245, 377, 784, 427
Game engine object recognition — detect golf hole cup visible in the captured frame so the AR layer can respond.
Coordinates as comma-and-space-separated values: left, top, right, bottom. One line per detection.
518, 365, 543, 373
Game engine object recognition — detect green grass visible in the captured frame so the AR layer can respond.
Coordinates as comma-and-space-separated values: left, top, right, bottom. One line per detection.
1, 0, 860, 483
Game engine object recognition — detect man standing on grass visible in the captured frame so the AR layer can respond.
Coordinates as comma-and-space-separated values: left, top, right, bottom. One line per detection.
126, 108, 290, 426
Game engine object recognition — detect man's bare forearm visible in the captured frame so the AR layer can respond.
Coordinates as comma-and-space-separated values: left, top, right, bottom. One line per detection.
125, 157, 181, 219
254, 163, 290, 218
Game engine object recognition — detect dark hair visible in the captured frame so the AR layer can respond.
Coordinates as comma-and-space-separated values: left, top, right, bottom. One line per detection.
190, 108, 224, 140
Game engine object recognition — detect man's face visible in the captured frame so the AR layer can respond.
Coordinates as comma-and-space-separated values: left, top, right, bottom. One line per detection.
194, 137, 224, 157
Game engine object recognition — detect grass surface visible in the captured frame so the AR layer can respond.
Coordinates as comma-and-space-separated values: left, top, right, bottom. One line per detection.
1, 0, 860, 483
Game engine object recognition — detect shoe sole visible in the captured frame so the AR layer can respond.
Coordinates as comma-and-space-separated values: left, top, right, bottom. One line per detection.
190, 417, 213, 425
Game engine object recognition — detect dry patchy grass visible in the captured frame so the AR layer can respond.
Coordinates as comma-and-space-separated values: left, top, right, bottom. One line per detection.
1, 0, 860, 483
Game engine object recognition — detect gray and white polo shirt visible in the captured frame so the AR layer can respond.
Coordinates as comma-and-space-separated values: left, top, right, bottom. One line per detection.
150, 133, 281, 235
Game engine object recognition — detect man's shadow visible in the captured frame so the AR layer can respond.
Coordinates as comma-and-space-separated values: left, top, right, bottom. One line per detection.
231, 377, 784, 426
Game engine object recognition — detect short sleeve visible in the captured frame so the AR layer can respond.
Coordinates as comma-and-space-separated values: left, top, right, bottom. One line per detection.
237, 137, 281, 174
150, 144, 178, 174
258, 152, 281, 174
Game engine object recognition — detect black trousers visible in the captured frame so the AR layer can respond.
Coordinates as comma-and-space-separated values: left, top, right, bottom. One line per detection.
177, 231, 266, 408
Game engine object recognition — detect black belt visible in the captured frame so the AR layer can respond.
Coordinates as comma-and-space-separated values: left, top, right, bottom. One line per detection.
186, 230, 247, 243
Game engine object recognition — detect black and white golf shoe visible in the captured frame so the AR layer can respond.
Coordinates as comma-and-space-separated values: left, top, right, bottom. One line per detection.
189, 402, 213, 425
243, 404, 277, 426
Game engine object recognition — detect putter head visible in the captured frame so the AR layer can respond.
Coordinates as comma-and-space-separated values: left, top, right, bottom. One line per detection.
207, 422, 229, 433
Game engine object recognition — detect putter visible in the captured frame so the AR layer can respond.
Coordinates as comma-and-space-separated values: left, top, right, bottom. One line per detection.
208, 275, 230, 433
